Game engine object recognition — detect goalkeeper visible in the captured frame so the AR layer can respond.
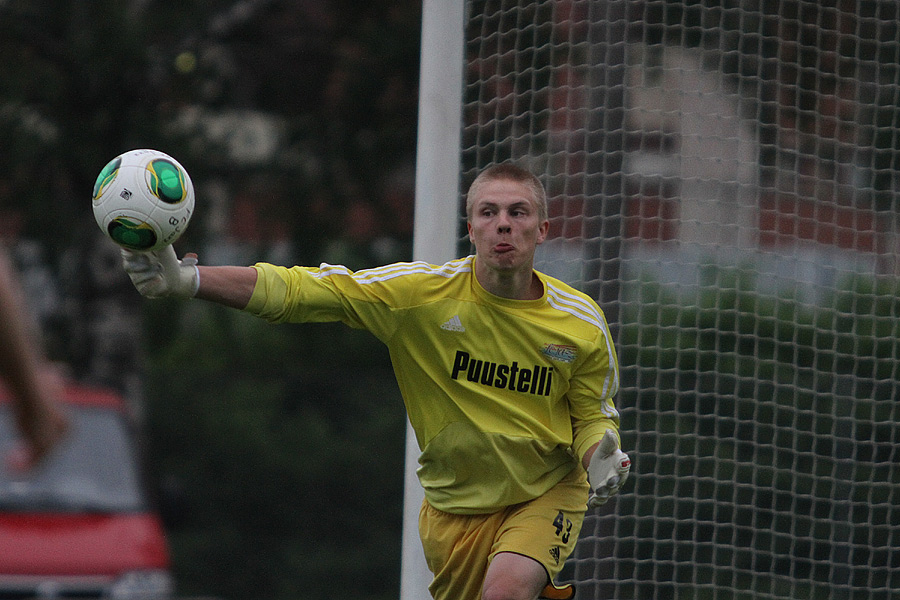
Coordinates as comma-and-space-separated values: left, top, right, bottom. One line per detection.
121, 163, 631, 600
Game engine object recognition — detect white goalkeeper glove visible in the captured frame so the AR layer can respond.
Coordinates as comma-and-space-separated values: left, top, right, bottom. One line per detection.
121, 245, 199, 299
586, 430, 631, 508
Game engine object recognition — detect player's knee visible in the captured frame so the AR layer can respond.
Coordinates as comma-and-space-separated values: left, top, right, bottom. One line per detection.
481, 580, 540, 600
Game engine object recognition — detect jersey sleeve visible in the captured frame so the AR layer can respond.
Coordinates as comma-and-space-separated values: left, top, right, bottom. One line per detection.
567, 319, 622, 462
243, 262, 404, 342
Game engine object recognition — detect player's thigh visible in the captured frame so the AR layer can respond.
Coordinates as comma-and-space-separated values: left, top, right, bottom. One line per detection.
419, 500, 500, 600
482, 551, 548, 600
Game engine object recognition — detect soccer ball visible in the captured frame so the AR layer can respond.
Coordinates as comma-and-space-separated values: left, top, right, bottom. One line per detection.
91, 149, 195, 252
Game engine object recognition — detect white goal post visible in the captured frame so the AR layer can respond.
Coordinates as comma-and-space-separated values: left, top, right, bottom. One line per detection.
403, 2, 466, 599
407, 2, 900, 600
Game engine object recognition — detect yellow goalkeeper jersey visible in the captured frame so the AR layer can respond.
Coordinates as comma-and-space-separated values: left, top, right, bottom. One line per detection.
245, 255, 621, 515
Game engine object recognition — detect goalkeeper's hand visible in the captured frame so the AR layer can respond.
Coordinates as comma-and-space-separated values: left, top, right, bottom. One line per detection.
586, 430, 631, 508
121, 245, 199, 299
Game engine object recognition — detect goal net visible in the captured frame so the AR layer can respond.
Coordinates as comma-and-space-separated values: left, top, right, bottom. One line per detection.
454, 2, 900, 599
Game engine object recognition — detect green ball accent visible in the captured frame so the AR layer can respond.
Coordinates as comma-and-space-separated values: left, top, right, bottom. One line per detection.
93, 157, 122, 200
147, 159, 187, 204
108, 218, 157, 250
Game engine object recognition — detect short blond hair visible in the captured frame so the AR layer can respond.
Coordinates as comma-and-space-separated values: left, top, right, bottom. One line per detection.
465, 163, 548, 222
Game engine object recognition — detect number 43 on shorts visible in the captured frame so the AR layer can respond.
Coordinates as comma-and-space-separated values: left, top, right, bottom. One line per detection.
552, 511, 573, 544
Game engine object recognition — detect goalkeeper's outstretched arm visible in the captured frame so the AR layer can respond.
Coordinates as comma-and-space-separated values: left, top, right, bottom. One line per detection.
121, 245, 257, 309
195, 264, 257, 309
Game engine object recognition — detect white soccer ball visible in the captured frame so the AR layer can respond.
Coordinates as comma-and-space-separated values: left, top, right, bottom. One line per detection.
91, 149, 195, 252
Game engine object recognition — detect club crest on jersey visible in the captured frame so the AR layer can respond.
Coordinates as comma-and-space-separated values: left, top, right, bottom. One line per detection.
450, 350, 552, 396
541, 344, 577, 363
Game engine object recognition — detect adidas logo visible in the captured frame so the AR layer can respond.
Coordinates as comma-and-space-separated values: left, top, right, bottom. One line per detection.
440, 315, 465, 332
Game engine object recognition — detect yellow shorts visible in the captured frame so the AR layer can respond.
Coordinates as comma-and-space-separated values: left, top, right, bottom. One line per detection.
418, 466, 589, 600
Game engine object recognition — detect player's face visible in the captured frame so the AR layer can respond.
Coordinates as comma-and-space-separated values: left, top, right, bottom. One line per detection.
467, 178, 549, 273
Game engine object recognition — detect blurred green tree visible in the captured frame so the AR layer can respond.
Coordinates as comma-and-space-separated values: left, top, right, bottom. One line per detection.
1, 1, 419, 598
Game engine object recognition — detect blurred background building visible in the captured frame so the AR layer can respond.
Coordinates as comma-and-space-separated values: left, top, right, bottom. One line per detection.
2, 1, 899, 600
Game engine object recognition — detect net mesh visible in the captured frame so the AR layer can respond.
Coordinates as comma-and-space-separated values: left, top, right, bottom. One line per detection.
459, 2, 900, 598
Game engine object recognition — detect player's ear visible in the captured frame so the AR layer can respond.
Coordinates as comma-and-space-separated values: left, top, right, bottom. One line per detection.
467, 221, 475, 245
536, 219, 549, 245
